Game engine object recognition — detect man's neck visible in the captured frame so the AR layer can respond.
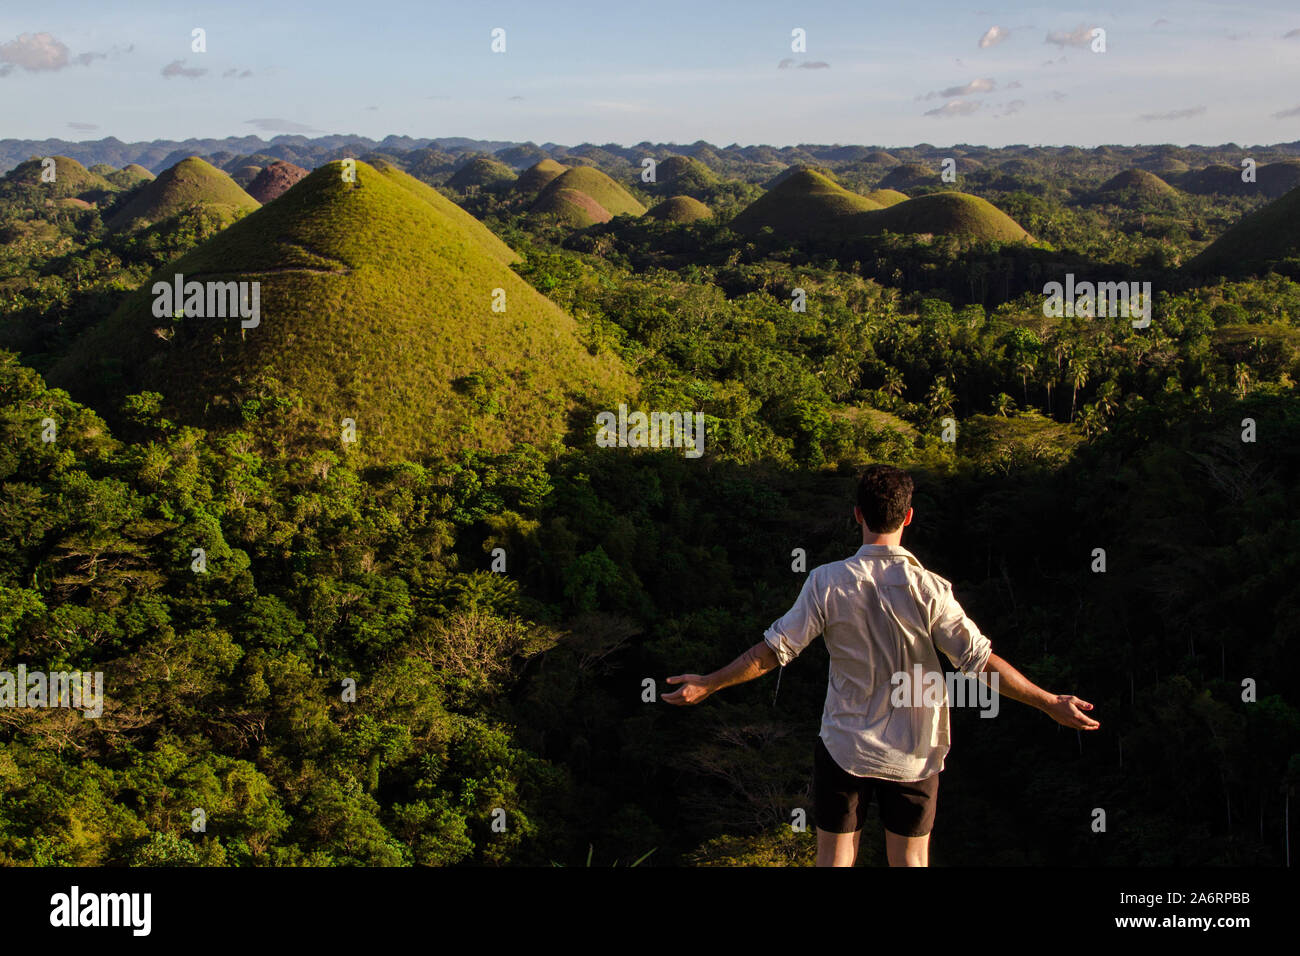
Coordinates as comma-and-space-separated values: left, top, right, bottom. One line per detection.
861, 533, 904, 547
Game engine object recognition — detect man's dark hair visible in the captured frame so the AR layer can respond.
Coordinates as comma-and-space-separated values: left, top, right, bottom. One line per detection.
856, 464, 914, 533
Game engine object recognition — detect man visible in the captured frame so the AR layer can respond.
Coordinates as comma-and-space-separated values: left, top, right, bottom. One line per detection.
662, 464, 1100, 867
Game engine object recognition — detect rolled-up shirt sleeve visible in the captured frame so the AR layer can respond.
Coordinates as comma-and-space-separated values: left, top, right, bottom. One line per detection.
927, 577, 992, 675
763, 570, 826, 666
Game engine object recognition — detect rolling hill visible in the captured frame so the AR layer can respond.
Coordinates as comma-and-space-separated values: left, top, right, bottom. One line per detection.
49, 160, 633, 462
105, 163, 156, 189
532, 166, 646, 219
652, 156, 718, 196
730, 169, 882, 237
1187, 185, 1300, 277
731, 171, 1032, 243
531, 187, 613, 226
514, 159, 568, 195
246, 160, 310, 203
446, 156, 517, 191
106, 156, 260, 231
0, 155, 114, 200
1093, 168, 1178, 202
863, 188, 908, 207
877, 163, 939, 191
645, 196, 712, 223
855, 192, 1033, 242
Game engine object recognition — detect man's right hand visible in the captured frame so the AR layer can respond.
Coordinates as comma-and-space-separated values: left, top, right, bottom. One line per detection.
1042, 694, 1100, 730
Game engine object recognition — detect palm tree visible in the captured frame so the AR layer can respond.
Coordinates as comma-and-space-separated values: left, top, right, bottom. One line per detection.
1234, 363, 1252, 400
1068, 357, 1089, 422
926, 377, 957, 420
882, 367, 905, 401
992, 393, 1016, 417
1094, 380, 1120, 418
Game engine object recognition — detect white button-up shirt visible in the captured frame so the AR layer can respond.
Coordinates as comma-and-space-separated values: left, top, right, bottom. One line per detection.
763, 544, 993, 781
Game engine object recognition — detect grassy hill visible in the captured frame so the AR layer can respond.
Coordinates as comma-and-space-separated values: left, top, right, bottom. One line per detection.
514, 159, 568, 195
653, 156, 718, 196
0, 155, 114, 200
856, 192, 1033, 242
106, 156, 260, 231
645, 196, 712, 223
446, 156, 517, 191
731, 169, 882, 237
531, 187, 613, 226
104, 163, 156, 189
1093, 168, 1178, 201
1180, 161, 1300, 199
368, 161, 519, 265
533, 166, 646, 218
49, 159, 633, 463
877, 163, 938, 191
763, 164, 837, 190
863, 188, 908, 207
1187, 185, 1300, 278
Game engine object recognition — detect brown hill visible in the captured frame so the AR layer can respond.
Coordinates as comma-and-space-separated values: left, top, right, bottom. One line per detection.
246, 161, 310, 203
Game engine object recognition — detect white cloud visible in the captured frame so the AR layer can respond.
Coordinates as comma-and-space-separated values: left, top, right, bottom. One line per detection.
923, 77, 996, 100
1138, 106, 1206, 121
925, 100, 981, 118
161, 59, 206, 79
1046, 25, 1099, 48
979, 26, 1008, 48
0, 32, 70, 71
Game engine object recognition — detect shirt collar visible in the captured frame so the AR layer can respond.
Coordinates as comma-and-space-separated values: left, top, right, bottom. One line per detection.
854, 544, 923, 567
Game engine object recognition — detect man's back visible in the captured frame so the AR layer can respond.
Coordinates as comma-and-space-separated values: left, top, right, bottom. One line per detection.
763, 544, 993, 781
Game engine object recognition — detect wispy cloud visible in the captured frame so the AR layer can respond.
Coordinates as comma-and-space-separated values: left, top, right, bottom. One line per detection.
1272, 104, 1300, 119
1138, 106, 1206, 121
67, 121, 98, 131
161, 59, 206, 79
1046, 25, 1099, 48
979, 26, 1008, 48
925, 100, 981, 118
222, 68, 253, 79
922, 77, 995, 100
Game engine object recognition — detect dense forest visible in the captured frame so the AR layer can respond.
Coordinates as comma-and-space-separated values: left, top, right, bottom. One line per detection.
1, 137, 1297, 866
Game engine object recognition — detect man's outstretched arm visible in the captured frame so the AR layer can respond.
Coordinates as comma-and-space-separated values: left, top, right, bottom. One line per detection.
981, 652, 1101, 730
662, 640, 780, 705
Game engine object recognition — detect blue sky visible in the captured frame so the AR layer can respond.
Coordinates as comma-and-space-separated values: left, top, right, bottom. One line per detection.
2, 0, 1299, 147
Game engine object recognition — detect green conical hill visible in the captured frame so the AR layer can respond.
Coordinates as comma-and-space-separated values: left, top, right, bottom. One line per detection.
645, 196, 712, 222
49, 160, 633, 462
446, 157, 517, 190
856, 192, 1032, 242
514, 159, 568, 195
730, 169, 882, 237
1187, 185, 1300, 277
1, 155, 113, 199
533, 166, 645, 218
106, 156, 259, 231
863, 188, 908, 207
1094, 168, 1177, 201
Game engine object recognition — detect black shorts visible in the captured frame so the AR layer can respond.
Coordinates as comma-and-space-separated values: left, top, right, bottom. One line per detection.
813, 737, 939, 837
